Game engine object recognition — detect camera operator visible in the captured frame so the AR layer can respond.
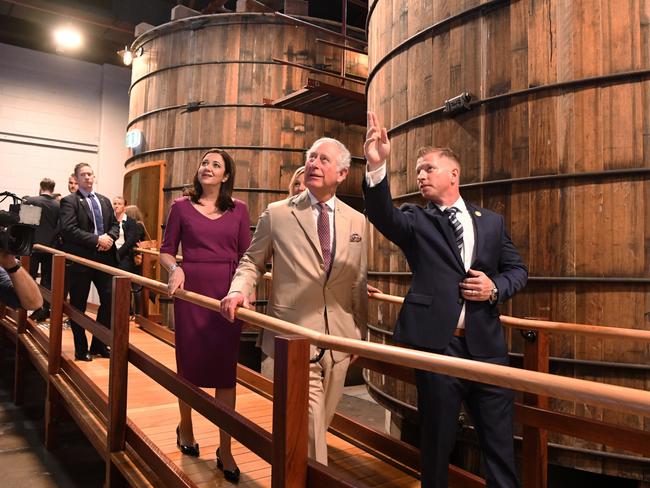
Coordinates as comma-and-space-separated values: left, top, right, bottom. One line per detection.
0, 251, 43, 310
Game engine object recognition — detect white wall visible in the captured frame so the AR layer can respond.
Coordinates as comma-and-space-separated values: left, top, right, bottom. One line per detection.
0, 43, 130, 208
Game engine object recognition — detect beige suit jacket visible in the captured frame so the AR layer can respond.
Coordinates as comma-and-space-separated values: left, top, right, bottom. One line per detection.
229, 190, 368, 362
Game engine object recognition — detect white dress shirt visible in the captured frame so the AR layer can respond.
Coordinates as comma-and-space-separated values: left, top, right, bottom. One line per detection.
115, 213, 127, 249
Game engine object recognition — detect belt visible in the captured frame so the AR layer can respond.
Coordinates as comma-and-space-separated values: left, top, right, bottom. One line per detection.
453, 328, 465, 338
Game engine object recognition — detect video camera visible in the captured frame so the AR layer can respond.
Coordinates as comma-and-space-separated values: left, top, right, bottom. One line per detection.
0, 192, 42, 256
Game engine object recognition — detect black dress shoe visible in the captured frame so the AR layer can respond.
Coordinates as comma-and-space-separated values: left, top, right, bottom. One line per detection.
89, 347, 110, 358
29, 308, 48, 322
74, 352, 92, 362
176, 426, 199, 457
216, 448, 240, 483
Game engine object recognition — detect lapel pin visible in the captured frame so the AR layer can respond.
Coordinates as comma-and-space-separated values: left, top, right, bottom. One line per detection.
474, 210, 482, 217
350, 233, 362, 242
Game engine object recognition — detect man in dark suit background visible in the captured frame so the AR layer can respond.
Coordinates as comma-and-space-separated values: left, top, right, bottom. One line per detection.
363, 112, 527, 487
24, 178, 60, 322
60, 162, 119, 361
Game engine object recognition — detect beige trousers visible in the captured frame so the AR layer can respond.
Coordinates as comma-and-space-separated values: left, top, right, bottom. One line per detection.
308, 353, 351, 465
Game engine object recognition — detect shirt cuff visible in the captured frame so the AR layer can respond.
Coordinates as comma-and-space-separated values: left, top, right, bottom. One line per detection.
365, 163, 387, 187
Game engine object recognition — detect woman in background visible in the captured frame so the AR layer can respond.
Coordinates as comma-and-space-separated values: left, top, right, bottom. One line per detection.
113, 197, 141, 273
160, 148, 250, 483
288, 165, 306, 196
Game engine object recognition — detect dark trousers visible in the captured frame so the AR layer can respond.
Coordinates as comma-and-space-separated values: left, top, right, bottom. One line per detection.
29, 252, 52, 312
416, 337, 519, 488
68, 263, 113, 355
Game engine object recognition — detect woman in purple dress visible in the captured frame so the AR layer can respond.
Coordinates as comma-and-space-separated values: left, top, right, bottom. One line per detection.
160, 148, 250, 482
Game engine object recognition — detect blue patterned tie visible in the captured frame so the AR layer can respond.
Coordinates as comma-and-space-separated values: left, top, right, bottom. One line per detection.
444, 207, 463, 253
88, 194, 105, 235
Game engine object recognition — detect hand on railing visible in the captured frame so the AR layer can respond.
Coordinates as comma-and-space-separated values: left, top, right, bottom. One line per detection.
167, 267, 185, 295
220, 292, 251, 323
367, 284, 382, 296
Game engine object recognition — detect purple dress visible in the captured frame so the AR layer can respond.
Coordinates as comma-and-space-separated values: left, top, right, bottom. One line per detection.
160, 198, 251, 388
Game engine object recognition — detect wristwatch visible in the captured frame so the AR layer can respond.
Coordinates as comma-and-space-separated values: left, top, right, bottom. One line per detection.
168, 263, 180, 273
488, 286, 499, 305
4, 261, 22, 274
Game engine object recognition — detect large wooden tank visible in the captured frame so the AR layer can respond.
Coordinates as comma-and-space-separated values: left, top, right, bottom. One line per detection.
125, 13, 367, 334
366, 0, 650, 481
127, 13, 366, 215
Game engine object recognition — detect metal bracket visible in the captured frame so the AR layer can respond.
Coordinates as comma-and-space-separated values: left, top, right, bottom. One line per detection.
519, 329, 538, 343
443, 92, 472, 115
180, 101, 205, 114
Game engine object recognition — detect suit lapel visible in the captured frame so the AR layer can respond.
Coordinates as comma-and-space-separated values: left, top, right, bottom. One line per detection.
425, 204, 464, 270
290, 192, 323, 262
466, 202, 483, 267
77, 191, 94, 223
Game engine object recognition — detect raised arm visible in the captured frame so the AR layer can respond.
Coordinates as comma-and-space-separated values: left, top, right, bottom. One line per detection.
364, 111, 391, 171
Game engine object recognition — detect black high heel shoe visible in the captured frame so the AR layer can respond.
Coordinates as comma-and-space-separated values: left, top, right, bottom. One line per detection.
216, 448, 240, 483
176, 426, 200, 457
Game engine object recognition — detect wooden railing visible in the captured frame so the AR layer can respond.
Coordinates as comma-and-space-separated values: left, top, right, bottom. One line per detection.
135, 247, 650, 487
0, 244, 649, 488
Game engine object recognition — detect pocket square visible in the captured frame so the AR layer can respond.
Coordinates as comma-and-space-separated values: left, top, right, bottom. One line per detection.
350, 233, 362, 243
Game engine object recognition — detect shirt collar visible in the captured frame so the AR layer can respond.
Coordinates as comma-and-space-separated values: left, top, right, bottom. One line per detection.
307, 189, 336, 212
436, 196, 467, 215
78, 188, 93, 199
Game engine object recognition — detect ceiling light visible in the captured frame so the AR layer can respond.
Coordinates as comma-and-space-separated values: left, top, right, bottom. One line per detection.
53, 26, 82, 52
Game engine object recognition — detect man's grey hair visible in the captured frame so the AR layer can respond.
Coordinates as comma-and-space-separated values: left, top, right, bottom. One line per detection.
306, 137, 351, 172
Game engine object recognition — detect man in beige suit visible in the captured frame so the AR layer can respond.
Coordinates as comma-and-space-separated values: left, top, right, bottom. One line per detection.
221, 137, 368, 465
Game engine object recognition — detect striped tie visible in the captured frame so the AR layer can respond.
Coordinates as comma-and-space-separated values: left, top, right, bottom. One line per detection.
444, 207, 463, 253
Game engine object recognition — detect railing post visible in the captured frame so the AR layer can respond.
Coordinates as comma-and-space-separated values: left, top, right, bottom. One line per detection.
45, 254, 66, 449
13, 255, 30, 406
521, 328, 549, 488
140, 252, 151, 319
105, 276, 132, 488
272, 335, 309, 488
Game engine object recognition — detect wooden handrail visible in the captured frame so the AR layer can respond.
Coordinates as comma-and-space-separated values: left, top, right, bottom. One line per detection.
32, 245, 650, 418
131, 246, 650, 342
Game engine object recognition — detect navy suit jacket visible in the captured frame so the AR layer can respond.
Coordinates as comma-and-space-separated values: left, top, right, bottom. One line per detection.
363, 178, 527, 357
60, 190, 119, 265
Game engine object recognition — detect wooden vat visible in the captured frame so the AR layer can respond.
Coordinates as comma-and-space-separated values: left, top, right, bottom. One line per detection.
125, 13, 367, 337
127, 13, 366, 218
366, 0, 650, 481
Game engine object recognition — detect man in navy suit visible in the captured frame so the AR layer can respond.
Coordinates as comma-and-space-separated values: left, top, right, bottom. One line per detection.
363, 112, 527, 487
60, 162, 119, 361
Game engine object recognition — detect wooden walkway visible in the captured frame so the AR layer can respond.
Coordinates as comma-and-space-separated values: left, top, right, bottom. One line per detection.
39, 321, 418, 487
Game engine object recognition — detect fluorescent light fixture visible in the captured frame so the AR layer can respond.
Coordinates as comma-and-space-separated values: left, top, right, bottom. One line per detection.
53, 26, 83, 52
